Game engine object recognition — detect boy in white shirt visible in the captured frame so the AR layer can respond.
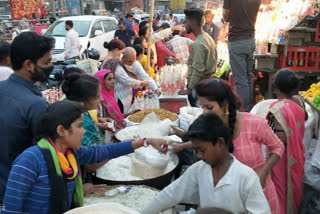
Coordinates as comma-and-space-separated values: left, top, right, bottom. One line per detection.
142, 113, 271, 214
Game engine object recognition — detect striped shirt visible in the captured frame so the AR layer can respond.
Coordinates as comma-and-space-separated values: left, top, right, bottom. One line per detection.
114, 61, 158, 114
2, 142, 134, 213
167, 35, 194, 64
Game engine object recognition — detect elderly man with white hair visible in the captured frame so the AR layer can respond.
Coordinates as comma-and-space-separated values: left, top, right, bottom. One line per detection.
164, 14, 174, 27
114, 47, 161, 114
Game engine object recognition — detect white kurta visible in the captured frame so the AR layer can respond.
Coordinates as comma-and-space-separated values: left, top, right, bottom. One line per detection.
65, 29, 80, 59
142, 156, 271, 214
114, 61, 158, 114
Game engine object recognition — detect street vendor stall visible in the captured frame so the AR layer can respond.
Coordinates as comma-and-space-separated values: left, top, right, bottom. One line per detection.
157, 64, 189, 113
254, 0, 320, 99
67, 185, 174, 214
298, 81, 320, 213
91, 111, 181, 190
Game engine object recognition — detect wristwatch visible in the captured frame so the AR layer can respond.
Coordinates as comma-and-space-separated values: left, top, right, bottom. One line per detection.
139, 138, 148, 147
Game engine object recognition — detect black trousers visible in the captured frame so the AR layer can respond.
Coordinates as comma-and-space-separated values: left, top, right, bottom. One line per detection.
187, 88, 200, 107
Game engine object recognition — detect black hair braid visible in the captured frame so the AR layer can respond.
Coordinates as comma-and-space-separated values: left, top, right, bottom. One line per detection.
228, 103, 237, 153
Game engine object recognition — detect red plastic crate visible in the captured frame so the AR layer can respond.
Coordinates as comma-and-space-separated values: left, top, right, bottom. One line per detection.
280, 47, 320, 71
159, 99, 188, 114
315, 20, 320, 42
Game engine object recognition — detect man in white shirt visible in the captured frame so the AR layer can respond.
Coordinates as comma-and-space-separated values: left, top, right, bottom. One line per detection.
163, 14, 174, 27
0, 42, 13, 81
64, 20, 80, 60
167, 30, 194, 64
114, 47, 160, 114
142, 113, 271, 214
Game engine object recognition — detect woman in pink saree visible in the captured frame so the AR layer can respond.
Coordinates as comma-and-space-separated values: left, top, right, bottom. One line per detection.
94, 69, 126, 130
268, 69, 306, 214
267, 99, 305, 214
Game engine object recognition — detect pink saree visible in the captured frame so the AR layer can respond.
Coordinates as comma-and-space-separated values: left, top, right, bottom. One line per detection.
268, 99, 305, 214
94, 69, 126, 130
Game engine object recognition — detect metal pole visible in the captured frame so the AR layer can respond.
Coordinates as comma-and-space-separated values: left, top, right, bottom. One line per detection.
146, 0, 155, 72
51, 0, 56, 17
80, 0, 84, 15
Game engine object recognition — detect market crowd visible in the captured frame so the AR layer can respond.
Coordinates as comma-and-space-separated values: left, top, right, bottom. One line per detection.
0, 0, 314, 213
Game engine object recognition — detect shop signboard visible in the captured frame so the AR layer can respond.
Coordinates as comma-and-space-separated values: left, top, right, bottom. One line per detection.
170, 0, 186, 10
57, 0, 81, 16
9, 0, 46, 20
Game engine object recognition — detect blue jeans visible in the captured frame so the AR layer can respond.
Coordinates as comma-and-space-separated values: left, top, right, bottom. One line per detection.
228, 38, 255, 112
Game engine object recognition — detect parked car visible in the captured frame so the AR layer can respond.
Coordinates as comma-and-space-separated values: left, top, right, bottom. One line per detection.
44, 15, 118, 62
172, 14, 185, 24
92, 9, 110, 16
133, 13, 150, 22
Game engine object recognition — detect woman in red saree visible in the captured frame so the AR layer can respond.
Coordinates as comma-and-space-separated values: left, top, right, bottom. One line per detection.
268, 99, 305, 214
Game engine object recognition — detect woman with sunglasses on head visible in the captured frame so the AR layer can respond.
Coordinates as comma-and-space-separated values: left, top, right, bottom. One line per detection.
171, 78, 284, 214
2, 101, 168, 213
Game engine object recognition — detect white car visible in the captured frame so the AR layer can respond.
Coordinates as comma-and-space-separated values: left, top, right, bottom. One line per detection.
172, 14, 185, 24
44, 16, 118, 62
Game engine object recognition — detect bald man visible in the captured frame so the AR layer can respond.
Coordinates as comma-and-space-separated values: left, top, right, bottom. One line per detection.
114, 47, 160, 114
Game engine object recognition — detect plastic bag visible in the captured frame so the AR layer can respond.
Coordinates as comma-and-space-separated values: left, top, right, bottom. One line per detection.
132, 146, 170, 179
179, 107, 203, 131
128, 94, 160, 113
131, 156, 166, 179
76, 58, 98, 75
303, 159, 320, 191
160, 64, 188, 96
117, 112, 172, 140
135, 147, 170, 168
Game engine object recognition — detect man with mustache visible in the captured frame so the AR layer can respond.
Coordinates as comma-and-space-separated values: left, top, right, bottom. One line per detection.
0, 32, 54, 204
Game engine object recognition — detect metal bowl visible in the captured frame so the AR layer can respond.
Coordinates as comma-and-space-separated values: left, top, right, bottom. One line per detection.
91, 154, 181, 190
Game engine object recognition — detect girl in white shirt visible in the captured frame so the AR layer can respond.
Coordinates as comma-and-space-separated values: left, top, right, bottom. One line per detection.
142, 113, 271, 214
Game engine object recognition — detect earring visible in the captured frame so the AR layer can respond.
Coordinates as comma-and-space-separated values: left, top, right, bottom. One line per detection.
225, 111, 229, 115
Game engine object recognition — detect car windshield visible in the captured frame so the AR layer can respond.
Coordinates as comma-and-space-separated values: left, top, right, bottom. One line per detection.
45, 20, 91, 37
